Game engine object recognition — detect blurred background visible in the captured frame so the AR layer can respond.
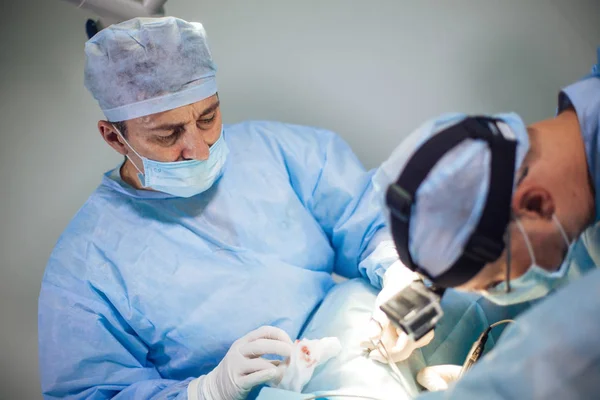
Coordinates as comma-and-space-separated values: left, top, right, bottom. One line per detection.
0, 0, 598, 398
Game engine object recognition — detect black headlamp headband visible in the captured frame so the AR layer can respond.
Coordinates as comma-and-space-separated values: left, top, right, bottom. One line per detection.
386, 117, 518, 288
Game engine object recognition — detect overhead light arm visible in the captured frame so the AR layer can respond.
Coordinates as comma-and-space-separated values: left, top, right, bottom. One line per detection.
62, 0, 168, 38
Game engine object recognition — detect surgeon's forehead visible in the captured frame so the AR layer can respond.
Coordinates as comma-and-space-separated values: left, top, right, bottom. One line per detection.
136, 115, 153, 124
130, 96, 219, 127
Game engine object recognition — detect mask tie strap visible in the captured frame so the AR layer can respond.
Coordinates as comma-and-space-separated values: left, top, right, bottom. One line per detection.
552, 214, 571, 247
113, 125, 145, 176
514, 219, 537, 266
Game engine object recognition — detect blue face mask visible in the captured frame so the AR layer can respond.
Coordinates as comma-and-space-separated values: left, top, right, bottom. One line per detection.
483, 215, 574, 306
115, 125, 229, 198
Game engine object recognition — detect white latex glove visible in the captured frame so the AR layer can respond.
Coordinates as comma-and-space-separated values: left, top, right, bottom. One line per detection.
417, 364, 462, 391
188, 326, 293, 400
363, 261, 435, 363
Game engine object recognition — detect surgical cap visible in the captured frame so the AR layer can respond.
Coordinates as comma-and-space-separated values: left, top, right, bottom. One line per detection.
84, 17, 217, 122
373, 113, 530, 280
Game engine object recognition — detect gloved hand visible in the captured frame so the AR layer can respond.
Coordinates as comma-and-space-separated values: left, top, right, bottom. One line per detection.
190, 326, 293, 400
417, 364, 462, 391
363, 261, 435, 363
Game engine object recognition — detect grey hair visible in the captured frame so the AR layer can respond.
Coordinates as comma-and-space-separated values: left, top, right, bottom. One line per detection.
112, 120, 128, 137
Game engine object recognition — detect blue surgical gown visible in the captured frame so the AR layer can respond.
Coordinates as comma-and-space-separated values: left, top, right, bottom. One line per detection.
38, 121, 398, 399
417, 52, 600, 399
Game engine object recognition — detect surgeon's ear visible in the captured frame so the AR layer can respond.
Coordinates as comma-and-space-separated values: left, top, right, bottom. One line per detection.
98, 121, 127, 156
512, 185, 555, 219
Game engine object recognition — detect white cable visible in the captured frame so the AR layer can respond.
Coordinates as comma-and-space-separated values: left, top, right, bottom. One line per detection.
376, 339, 418, 398
490, 319, 515, 329
368, 320, 419, 399
77, 0, 87, 8
303, 394, 384, 400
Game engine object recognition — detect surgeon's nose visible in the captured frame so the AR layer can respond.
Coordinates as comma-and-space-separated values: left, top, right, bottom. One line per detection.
181, 136, 209, 161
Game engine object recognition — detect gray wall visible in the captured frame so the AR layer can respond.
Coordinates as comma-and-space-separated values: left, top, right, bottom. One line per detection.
0, 0, 598, 398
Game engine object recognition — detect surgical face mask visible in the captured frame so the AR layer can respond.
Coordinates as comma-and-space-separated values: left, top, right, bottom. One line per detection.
483, 215, 574, 306
115, 125, 229, 198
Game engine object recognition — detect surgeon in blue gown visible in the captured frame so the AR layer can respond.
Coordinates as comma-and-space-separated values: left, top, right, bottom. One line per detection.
371, 49, 600, 398
37, 16, 427, 400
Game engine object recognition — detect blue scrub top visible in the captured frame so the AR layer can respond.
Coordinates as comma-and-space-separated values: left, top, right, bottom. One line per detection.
38, 121, 398, 399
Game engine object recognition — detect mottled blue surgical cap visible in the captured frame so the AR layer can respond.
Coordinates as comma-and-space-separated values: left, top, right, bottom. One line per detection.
84, 17, 217, 122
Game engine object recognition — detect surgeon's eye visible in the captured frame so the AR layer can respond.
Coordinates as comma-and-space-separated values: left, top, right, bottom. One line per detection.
155, 127, 184, 146
485, 280, 503, 291
197, 114, 215, 127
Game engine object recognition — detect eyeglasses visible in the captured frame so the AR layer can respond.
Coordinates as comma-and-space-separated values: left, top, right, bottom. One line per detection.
501, 165, 529, 294
486, 219, 513, 294
504, 223, 512, 293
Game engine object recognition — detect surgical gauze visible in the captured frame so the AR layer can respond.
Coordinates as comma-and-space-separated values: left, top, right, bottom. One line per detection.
270, 337, 342, 392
